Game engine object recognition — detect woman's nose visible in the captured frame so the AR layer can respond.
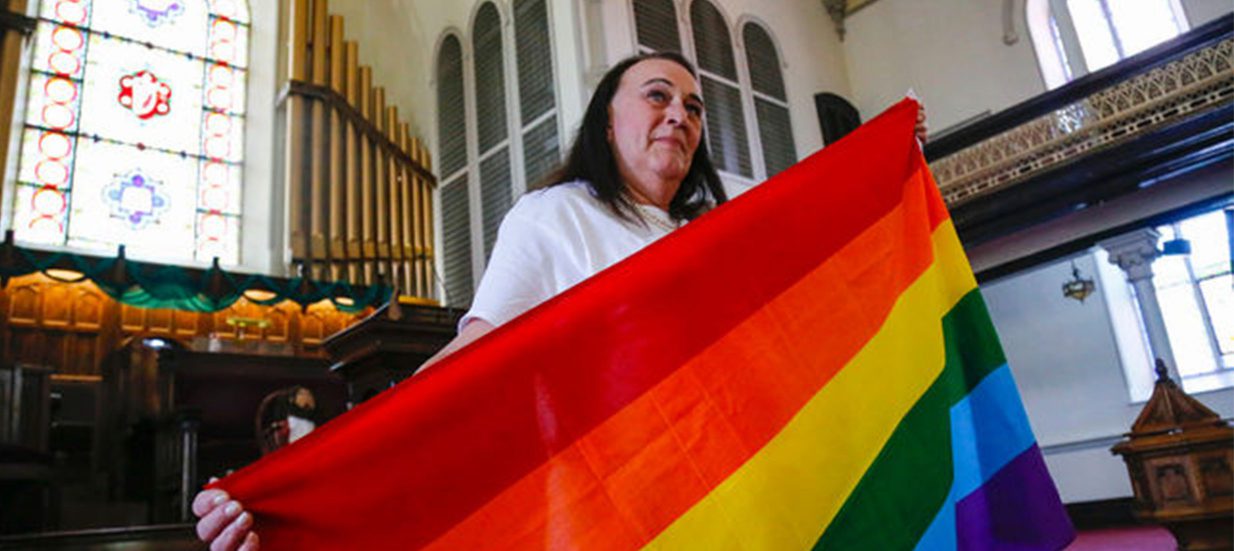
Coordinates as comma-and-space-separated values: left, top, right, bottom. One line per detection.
664, 100, 687, 126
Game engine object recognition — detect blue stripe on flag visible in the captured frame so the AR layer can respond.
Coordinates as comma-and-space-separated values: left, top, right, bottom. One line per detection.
914, 365, 1037, 550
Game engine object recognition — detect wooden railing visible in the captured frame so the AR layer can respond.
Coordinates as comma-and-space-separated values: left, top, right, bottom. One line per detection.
280, 0, 437, 300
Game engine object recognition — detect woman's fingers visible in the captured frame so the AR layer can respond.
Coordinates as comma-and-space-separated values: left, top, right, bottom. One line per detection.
210, 509, 254, 551
197, 499, 242, 542
238, 532, 260, 551
192, 489, 229, 518
915, 105, 929, 143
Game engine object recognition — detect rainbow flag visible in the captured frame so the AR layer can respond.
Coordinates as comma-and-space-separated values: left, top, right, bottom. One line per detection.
216, 99, 1074, 550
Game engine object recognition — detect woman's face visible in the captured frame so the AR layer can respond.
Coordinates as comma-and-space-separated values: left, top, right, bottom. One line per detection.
607, 58, 705, 205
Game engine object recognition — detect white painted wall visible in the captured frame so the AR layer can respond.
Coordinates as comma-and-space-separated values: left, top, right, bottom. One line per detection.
1182, 0, 1234, 26
982, 250, 1234, 502
842, 0, 1046, 131
843, 0, 1232, 131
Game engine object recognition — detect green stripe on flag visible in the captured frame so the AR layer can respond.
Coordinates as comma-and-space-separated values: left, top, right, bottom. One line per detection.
813, 289, 1006, 550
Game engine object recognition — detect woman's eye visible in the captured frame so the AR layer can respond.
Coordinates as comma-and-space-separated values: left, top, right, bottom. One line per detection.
687, 104, 703, 117
647, 90, 668, 102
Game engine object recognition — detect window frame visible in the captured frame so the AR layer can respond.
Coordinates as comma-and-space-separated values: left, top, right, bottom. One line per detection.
1026, 0, 1190, 89
432, 0, 562, 308
628, 0, 797, 187
5, 0, 253, 266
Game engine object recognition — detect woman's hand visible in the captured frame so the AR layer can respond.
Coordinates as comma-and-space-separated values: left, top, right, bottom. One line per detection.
915, 104, 929, 144
193, 483, 259, 551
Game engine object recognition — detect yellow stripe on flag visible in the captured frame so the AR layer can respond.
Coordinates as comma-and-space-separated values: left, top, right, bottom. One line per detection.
644, 221, 974, 550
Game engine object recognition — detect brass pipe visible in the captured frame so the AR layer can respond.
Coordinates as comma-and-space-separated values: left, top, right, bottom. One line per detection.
0, 0, 31, 212
358, 66, 374, 284
373, 88, 390, 284
407, 125, 422, 298
343, 41, 360, 283
285, 0, 310, 265
419, 141, 435, 301
327, 15, 346, 281
307, 0, 330, 278
386, 105, 403, 293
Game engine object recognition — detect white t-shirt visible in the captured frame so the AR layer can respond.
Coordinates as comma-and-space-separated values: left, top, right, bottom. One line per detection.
460, 180, 681, 329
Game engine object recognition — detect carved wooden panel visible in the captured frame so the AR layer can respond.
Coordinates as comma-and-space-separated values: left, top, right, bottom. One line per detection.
1198, 452, 1233, 498
146, 309, 173, 334
74, 290, 104, 329
10, 328, 44, 364
9, 284, 38, 324
121, 304, 145, 332
2, 273, 369, 378
41, 283, 71, 327
300, 311, 326, 345
175, 310, 198, 336
265, 306, 291, 342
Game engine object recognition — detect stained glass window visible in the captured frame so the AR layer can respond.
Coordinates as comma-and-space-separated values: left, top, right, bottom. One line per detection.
13, 0, 250, 264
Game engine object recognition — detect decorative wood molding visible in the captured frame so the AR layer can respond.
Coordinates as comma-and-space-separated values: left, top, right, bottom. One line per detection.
930, 36, 1232, 206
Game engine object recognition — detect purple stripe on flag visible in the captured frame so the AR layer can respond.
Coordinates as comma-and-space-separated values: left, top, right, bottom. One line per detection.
956, 444, 1075, 551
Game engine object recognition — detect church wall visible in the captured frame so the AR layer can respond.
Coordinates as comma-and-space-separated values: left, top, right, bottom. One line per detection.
981, 251, 1234, 502
1182, 0, 1234, 27
238, 0, 281, 275
841, 0, 1047, 132
842, 0, 1232, 132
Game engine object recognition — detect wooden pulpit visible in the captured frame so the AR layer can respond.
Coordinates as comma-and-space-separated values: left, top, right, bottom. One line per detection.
321, 299, 463, 406
1111, 360, 1233, 550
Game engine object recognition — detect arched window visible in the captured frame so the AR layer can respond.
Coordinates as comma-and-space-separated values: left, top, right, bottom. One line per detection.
472, 3, 512, 260
633, 0, 682, 54
742, 22, 795, 178
1027, 0, 1189, 88
12, 0, 250, 264
435, 1, 559, 307
690, 0, 751, 178
436, 34, 473, 307
514, 0, 559, 188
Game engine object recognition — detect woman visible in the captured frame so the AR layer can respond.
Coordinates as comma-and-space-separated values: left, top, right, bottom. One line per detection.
192, 51, 927, 550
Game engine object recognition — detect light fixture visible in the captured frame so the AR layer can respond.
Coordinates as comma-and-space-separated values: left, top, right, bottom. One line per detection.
243, 288, 278, 302
1062, 261, 1096, 303
43, 268, 85, 282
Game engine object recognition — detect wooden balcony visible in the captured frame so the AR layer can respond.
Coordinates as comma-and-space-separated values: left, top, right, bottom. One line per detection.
925, 15, 1233, 264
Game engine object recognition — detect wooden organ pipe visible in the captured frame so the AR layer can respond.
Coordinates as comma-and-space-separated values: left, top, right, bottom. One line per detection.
358, 66, 375, 284
285, 0, 310, 266
307, 0, 329, 278
343, 41, 360, 283
327, 15, 346, 281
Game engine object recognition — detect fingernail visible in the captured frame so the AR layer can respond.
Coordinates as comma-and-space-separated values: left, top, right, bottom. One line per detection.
211, 493, 229, 506
237, 512, 252, 527
225, 502, 241, 516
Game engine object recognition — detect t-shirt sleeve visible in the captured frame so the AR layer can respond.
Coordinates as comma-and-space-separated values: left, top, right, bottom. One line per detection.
459, 207, 562, 330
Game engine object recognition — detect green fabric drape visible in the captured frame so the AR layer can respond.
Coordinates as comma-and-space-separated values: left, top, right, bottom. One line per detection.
0, 245, 392, 314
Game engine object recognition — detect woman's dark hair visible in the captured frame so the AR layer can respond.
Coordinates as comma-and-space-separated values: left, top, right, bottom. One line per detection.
538, 51, 727, 223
